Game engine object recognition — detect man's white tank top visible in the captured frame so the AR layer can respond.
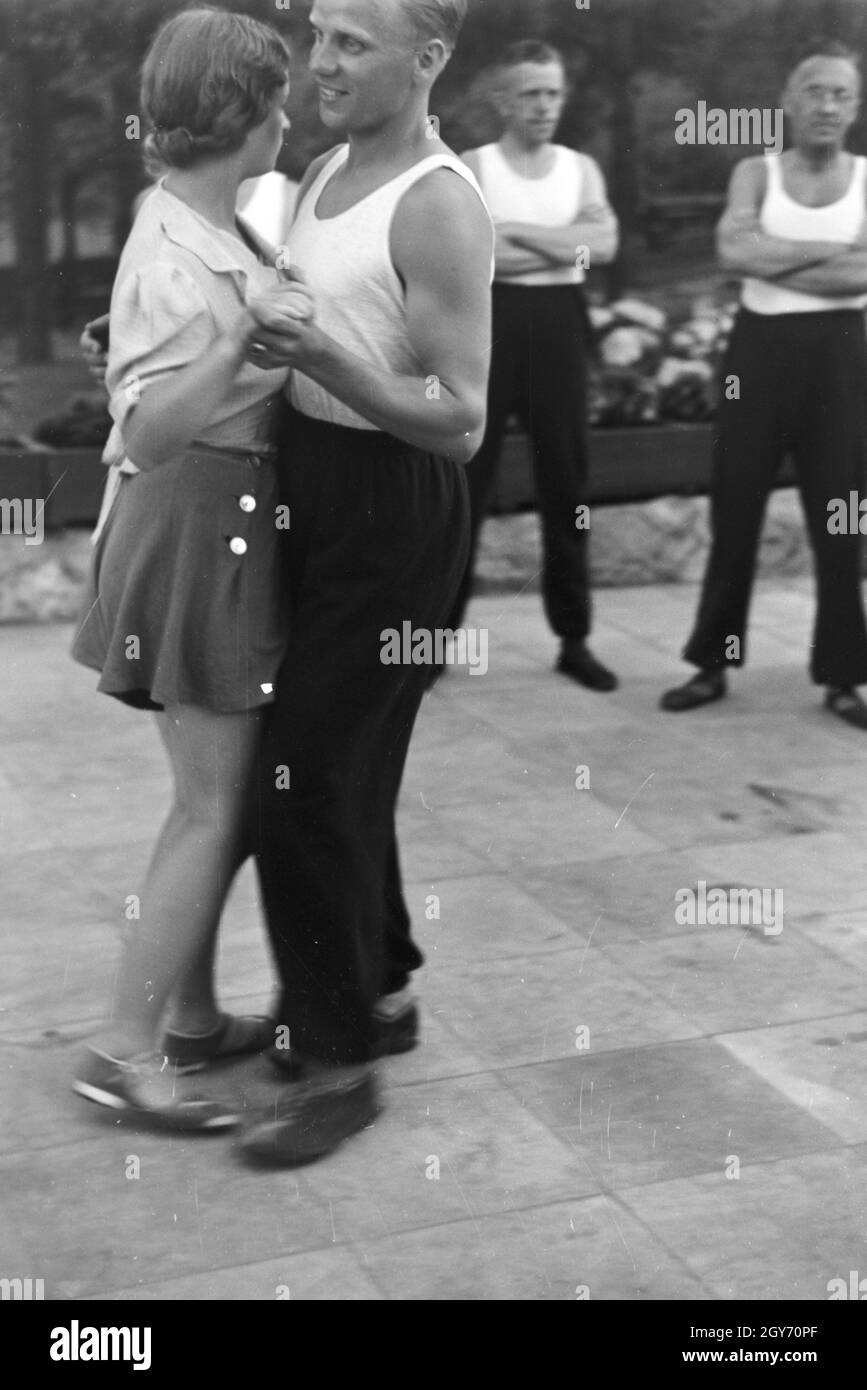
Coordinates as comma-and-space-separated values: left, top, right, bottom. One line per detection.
288, 145, 492, 430
476, 142, 586, 287
742, 152, 867, 314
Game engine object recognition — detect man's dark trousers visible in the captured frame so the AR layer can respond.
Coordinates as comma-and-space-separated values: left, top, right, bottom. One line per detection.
254, 405, 470, 1066
448, 282, 592, 637
683, 307, 867, 686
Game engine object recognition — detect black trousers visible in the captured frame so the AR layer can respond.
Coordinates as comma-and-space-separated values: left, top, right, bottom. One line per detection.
254, 406, 470, 1065
448, 283, 592, 640
684, 308, 867, 687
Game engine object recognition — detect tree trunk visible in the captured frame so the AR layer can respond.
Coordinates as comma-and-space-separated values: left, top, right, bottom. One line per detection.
7, 18, 53, 363
58, 170, 80, 326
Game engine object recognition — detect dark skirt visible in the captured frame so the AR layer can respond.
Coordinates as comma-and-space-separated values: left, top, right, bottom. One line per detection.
71, 443, 290, 713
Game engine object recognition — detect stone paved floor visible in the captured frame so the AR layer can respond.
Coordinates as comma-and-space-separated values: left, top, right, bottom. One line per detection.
2, 579, 867, 1301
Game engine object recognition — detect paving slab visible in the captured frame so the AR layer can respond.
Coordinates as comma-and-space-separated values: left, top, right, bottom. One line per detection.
2, 579, 866, 1301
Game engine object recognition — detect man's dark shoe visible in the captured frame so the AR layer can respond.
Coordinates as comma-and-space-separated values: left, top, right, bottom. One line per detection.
266, 990, 419, 1080
372, 989, 419, 1056
557, 641, 618, 691
660, 669, 727, 712
825, 687, 867, 730
267, 1045, 313, 1082
238, 1068, 379, 1166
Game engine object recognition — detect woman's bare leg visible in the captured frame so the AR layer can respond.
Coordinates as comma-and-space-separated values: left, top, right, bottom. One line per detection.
98, 703, 261, 1059
163, 797, 255, 1033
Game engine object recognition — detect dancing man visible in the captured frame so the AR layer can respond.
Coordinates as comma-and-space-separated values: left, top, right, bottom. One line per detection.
240, 0, 494, 1163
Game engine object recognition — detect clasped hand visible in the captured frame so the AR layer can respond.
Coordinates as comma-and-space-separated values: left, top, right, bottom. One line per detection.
246, 265, 317, 369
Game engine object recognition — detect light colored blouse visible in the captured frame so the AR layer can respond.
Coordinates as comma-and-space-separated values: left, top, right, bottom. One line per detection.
102, 182, 288, 471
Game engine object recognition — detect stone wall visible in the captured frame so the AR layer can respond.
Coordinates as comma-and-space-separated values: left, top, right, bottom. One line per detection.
471, 488, 813, 592
0, 529, 93, 623
0, 489, 817, 623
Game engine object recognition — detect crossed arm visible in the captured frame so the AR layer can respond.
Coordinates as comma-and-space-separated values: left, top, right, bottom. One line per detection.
717, 156, 867, 296
462, 149, 618, 279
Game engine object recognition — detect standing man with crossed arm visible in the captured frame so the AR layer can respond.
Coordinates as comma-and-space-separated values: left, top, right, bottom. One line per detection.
445, 40, 620, 691
662, 43, 867, 727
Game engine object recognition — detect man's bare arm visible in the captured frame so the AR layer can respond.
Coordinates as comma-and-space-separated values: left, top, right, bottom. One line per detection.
717, 158, 848, 278
249, 171, 494, 463
773, 248, 867, 296
494, 227, 556, 277
502, 214, 618, 266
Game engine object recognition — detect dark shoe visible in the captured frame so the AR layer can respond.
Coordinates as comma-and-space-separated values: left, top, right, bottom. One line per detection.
825, 687, 867, 730
161, 1012, 274, 1073
238, 1068, 379, 1167
73, 1047, 240, 1131
267, 1044, 314, 1082
557, 642, 618, 692
660, 669, 727, 712
266, 994, 419, 1080
372, 990, 419, 1056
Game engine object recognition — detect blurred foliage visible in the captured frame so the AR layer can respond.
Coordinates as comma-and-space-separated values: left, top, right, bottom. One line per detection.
2, 0, 867, 360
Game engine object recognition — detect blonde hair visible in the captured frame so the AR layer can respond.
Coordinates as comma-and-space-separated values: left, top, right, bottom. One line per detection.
404, 0, 467, 52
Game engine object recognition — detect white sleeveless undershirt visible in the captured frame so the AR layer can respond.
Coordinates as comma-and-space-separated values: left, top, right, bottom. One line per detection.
742, 152, 867, 314
476, 142, 585, 287
288, 146, 492, 430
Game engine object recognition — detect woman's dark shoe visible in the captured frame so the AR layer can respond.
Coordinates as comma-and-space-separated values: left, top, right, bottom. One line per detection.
557, 641, 618, 691
238, 1067, 379, 1166
825, 687, 867, 730
660, 669, 727, 712
73, 1047, 240, 1131
161, 1013, 275, 1073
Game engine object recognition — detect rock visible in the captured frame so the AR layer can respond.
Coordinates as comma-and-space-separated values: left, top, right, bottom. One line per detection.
610, 298, 667, 333
0, 529, 93, 622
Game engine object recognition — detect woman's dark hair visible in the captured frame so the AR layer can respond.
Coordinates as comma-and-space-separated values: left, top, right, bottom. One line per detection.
141, 7, 290, 171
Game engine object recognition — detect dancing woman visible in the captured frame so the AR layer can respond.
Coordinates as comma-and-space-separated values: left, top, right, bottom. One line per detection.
71, 9, 309, 1128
